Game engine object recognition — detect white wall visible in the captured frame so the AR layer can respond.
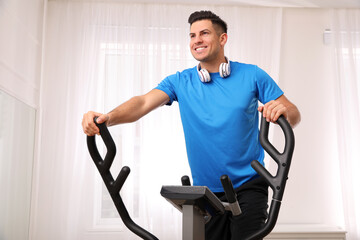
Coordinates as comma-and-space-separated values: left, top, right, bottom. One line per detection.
0, 89, 37, 240
0, 0, 45, 239
273, 8, 344, 231
0, 0, 45, 108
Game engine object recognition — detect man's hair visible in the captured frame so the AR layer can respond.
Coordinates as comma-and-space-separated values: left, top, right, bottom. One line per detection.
188, 10, 228, 34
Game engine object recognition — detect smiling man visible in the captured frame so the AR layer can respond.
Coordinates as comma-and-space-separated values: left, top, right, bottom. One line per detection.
189, 16, 227, 73
82, 10, 301, 240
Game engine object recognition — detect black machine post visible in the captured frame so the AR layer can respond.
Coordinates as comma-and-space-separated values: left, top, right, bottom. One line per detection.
160, 185, 225, 240
87, 118, 158, 240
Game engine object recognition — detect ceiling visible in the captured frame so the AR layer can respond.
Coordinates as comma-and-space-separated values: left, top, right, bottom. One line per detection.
84, 0, 360, 8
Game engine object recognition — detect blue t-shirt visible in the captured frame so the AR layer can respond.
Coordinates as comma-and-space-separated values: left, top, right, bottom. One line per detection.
155, 61, 283, 192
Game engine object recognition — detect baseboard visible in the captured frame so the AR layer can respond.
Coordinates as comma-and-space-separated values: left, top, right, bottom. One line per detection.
265, 224, 346, 240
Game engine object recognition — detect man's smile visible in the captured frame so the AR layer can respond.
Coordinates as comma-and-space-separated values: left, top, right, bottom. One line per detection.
194, 46, 207, 52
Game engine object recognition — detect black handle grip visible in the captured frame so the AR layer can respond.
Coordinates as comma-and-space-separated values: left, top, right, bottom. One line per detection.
87, 118, 116, 173
254, 115, 295, 201
220, 175, 242, 216
112, 166, 131, 194
245, 115, 295, 240
181, 175, 191, 186
86, 118, 158, 240
220, 175, 237, 204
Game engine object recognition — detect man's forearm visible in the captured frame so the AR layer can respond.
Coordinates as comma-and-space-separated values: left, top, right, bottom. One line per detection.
106, 89, 170, 127
107, 96, 147, 126
286, 104, 301, 128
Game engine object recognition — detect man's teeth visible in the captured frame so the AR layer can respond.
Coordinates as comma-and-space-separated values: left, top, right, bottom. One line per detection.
196, 47, 205, 51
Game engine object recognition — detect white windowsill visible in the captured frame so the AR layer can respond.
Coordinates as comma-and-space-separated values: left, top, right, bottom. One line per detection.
266, 224, 346, 239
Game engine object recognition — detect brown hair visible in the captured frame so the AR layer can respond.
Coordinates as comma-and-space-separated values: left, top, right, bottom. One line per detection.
188, 10, 228, 34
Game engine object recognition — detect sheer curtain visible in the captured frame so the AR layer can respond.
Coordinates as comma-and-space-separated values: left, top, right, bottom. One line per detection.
31, 2, 282, 239
333, 9, 360, 240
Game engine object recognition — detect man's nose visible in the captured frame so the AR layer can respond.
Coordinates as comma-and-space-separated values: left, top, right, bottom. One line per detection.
194, 35, 203, 43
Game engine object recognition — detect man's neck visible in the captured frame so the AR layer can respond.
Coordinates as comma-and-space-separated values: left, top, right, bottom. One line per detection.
200, 56, 227, 73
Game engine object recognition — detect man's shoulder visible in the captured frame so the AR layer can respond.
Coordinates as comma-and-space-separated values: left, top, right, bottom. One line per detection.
164, 66, 196, 83
179, 65, 197, 75
230, 61, 259, 76
230, 61, 257, 70
168, 65, 196, 77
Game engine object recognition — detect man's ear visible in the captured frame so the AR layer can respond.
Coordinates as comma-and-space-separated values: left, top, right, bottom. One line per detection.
220, 33, 228, 47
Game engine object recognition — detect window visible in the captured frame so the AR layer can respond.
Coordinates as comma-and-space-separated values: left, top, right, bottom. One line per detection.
93, 31, 194, 228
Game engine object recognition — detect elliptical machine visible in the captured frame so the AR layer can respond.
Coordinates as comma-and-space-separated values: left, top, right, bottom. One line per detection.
87, 115, 295, 240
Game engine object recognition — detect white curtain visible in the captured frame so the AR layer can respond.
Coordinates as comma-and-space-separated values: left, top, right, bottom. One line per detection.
333, 9, 360, 240
31, 2, 282, 239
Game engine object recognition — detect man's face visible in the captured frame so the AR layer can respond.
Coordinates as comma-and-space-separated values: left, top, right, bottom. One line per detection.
189, 19, 225, 63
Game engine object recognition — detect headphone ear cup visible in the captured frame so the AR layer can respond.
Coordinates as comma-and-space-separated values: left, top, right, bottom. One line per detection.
198, 68, 211, 83
219, 62, 231, 78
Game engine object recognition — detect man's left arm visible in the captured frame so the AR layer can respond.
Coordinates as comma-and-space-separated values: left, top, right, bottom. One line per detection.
258, 94, 301, 128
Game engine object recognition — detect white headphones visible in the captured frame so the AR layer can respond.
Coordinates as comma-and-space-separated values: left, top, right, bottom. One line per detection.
197, 57, 231, 83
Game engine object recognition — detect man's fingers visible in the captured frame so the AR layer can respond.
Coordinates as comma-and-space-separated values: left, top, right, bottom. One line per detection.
263, 100, 276, 121
82, 111, 102, 136
96, 114, 109, 124
270, 104, 287, 122
262, 100, 288, 123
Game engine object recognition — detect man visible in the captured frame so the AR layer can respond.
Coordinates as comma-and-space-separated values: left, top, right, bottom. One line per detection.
82, 10, 300, 240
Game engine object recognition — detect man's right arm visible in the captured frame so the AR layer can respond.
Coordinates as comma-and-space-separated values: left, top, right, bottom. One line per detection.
82, 89, 170, 136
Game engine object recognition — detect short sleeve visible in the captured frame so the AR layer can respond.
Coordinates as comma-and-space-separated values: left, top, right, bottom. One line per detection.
154, 73, 179, 106
255, 66, 284, 104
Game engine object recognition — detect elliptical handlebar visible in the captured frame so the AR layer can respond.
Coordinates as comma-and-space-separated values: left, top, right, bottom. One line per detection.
87, 118, 158, 240
245, 115, 295, 240
220, 175, 242, 216
86, 115, 294, 240
253, 115, 295, 201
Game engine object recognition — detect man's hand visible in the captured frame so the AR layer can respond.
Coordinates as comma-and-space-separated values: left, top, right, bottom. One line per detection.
258, 100, 287, 123
82, 111, 110, 136
258, 95, 301, 128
